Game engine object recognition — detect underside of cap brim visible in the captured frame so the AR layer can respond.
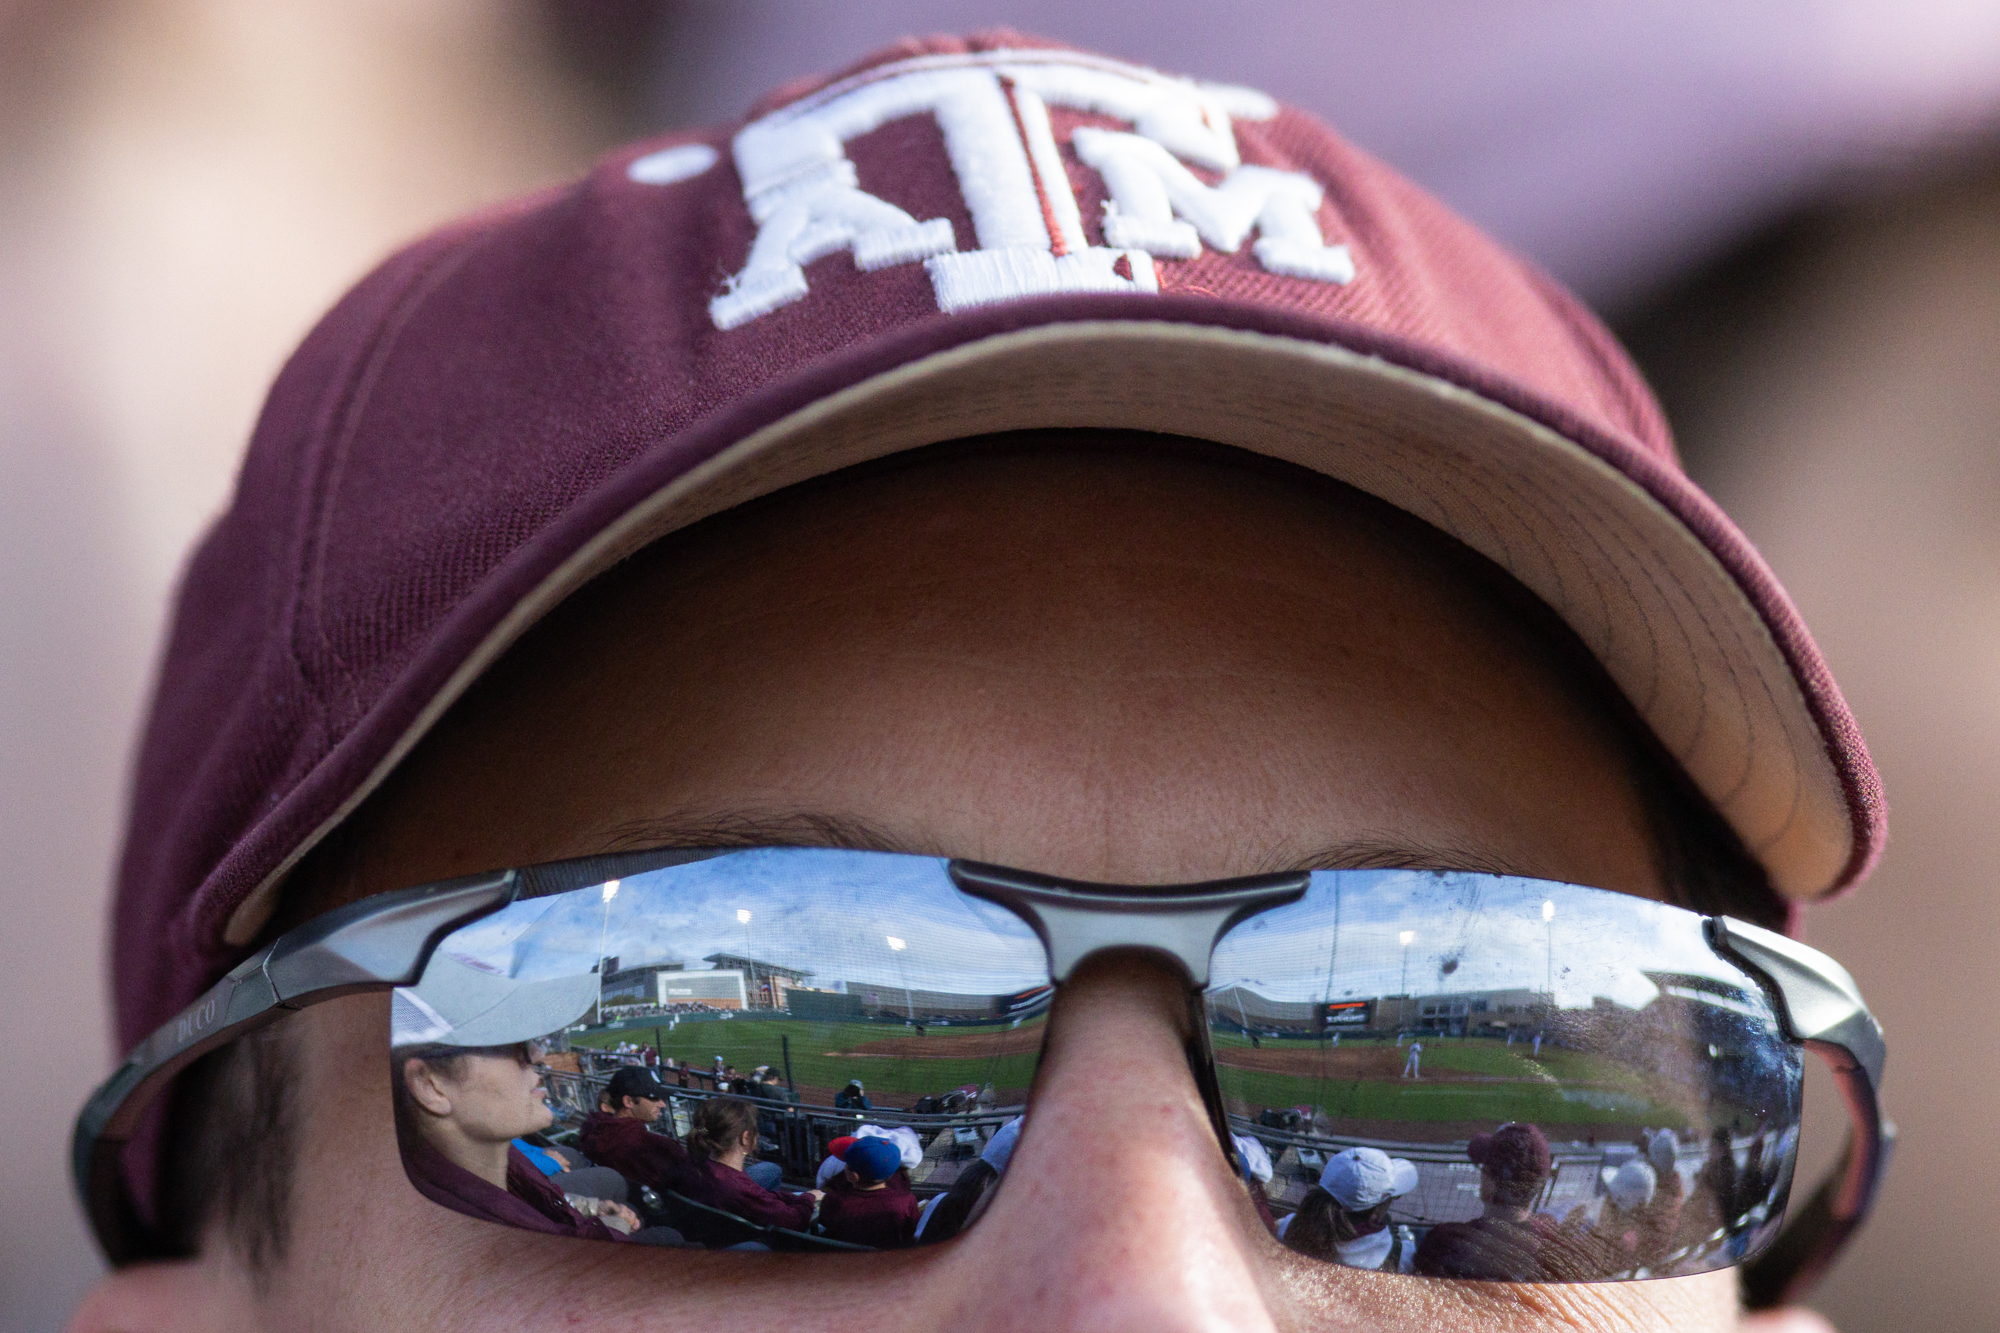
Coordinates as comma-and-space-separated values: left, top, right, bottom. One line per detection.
224, 320, 1870, 942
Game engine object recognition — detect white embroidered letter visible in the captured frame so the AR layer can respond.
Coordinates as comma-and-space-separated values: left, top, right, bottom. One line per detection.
708, 51, 1354, 330
1071, 129, 1354, 284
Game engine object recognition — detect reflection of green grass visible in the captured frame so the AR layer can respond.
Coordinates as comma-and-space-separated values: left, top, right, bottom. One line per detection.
1211, 1035, 1687, 1129
1210, 1033, 1643, 1084
572, 1017, 1039, 1102
1216, 1067, 1682, 1128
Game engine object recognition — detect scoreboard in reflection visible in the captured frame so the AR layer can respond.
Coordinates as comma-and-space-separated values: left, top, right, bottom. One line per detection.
1320, 999, 1373, 1031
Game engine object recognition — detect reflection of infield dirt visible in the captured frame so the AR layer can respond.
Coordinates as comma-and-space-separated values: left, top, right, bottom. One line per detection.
826, 1026, 1046, 1059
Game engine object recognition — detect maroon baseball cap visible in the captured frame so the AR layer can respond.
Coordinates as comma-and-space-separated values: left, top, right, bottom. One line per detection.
1468, 1123, 1554, 1186
113, 32, 1882, 1056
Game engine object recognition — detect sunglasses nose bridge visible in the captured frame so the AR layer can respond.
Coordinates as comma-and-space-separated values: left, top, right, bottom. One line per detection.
948, 862, 1309, 988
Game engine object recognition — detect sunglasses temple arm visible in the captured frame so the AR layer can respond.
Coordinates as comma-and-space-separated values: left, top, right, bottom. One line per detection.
1742, 1051, 1896, 1309
1709, 917, 1894, 1311
73, 871, 515, 1264
73, 944, 287, 1266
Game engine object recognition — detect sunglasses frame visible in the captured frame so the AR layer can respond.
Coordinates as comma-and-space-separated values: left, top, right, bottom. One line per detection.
75, 846, 1890, 1308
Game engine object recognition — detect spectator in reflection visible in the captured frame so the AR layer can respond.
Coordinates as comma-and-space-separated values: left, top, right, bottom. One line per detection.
855, 1124, 923, 1181
1561, 1159, 1655, 1274
577, 1065, 694, 1196
917, 1116, 1023, 1244
817, 1127, 919, 1194
1677, 1127, 1739, 1252
819, 1137, 923, 1248
1740, 1124, 1784, 1221
751, 1065, 800, 1104
519, 1129, 636, 1212
835, 1080, 872, 1110
512, 1135, 567, 1177
1279, 1147, 1419, 1272
1231, 1133, 1280, 1233
1635, 1129, 1685, 1266
683, 1096, 822, 1229
1413, 1123, 1561, 1280
393, 1041, 639, 1240
816, 1134, 862, 1189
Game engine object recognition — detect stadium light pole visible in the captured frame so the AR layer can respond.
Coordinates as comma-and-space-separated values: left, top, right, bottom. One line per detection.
886, 935, 915, 1022
1398, 929, 1415, 999
1542, 899, 1555, 1010
736, 907, 755, 1007
596, 879, 620, 1025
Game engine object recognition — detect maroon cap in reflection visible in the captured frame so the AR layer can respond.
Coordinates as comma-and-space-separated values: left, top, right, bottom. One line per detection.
1469, 1123, 1555, 1188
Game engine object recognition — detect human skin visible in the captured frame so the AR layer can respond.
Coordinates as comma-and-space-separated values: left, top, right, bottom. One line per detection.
616, 1095, 664, 1123
69, 440, 1833, 1332
714, 1129, 755, 1175
402, 1051, 554, 1189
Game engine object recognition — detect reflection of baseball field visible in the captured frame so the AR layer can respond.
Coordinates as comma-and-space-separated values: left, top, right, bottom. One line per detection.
573, 1017, 1042, 1107
1210, 1035, 1689, 1130
831, 1025, 1045, 1059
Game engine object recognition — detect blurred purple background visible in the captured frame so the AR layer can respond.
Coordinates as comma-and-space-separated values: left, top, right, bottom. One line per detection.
4, 3, 1998, 1329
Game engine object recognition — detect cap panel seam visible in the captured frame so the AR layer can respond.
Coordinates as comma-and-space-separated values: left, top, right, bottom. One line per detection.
290, 232, 501, 731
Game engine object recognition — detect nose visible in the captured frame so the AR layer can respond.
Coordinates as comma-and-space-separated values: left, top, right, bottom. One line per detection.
939, 951, 1280, 1333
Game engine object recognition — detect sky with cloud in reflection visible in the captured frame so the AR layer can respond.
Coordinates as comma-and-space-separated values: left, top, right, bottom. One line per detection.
439, 850, 1754, 1013
1214, 870, 1749, 1010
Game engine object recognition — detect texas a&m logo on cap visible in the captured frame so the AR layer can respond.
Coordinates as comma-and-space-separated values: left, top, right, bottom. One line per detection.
628, 50, 1356, 330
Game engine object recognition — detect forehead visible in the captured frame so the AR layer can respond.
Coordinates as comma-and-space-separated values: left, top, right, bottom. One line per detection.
299, 436, 1658, 910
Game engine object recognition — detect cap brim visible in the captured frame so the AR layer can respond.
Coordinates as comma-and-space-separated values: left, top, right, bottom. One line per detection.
225, 306, 1873, 943
404, 952, 600, 1048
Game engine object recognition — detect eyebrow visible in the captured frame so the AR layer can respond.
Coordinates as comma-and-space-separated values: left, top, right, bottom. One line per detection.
595, 809, 919, 856
593, 812, 1529, 881
1283, 837, 1533, 878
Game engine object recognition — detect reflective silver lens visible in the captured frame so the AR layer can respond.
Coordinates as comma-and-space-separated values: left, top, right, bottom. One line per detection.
390, 849, 1043, 1251
386, 851, 1800, 1277
1210, 871, 1800, 1279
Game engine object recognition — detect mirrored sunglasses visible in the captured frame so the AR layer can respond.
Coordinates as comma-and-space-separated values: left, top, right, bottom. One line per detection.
77, 846, 1889, 1308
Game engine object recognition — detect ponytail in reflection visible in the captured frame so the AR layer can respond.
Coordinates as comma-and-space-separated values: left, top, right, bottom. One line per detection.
686, 1096, 759, 1165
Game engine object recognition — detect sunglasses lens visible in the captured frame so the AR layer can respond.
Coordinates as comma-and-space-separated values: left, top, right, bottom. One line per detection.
1208, 871, 1801, 1280
389, 849, 1045, 1252
386, 851, 1801, 1280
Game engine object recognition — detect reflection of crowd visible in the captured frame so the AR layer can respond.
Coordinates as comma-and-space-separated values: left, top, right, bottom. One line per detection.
396, 1043, 1028, 1253
913, 1117, 1023, 1244
1410, 1123, 1565, 1279
1277, 1147, 1419, 1273
1267, 1119, 1794, 1281
1553, 1130, 1684, 1274
816, 1136, 922, 1247
392, 1041, 678, 1244
600, 1002, 725, 1020
680, 1097, 824, 1235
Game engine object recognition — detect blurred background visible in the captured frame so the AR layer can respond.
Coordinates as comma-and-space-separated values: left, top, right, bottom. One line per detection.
3, 3, 1997, 1329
